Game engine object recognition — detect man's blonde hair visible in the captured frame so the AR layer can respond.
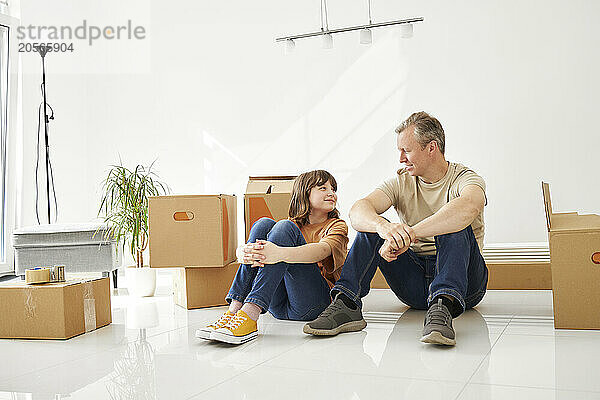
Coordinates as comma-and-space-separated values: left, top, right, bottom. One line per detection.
395, 111, 445, 155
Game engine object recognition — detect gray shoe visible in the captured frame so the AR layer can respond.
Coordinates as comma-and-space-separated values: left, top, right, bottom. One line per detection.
420, 298, 456, 346
303, 292, 367, 336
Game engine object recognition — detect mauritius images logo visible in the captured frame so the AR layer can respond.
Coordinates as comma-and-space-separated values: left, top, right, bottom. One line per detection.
17, 20, 147, 46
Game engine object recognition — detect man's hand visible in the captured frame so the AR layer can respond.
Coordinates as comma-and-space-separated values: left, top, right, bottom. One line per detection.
378, 239, 410, 262
237, 243, 266, 267
375, 221, 416, 249
251, 240, 284, 265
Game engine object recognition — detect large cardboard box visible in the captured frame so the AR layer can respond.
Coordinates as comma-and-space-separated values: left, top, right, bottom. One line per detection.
149, 195, 237, 268
244, 176, 296, 241
370, 261, 552, 290
0, 277, 112, 339
173, 262, 240, 309
542, 182, 600, 330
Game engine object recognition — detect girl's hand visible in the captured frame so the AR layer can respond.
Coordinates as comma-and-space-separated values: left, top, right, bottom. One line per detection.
252, 240, 284, 265
237, 243, 266, 267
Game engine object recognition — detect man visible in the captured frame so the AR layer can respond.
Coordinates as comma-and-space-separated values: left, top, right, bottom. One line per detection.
303, 111, 488, 346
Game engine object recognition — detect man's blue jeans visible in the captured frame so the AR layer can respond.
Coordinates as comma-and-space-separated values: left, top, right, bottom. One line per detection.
226, 218, 331, 321
332, 226, 488, 317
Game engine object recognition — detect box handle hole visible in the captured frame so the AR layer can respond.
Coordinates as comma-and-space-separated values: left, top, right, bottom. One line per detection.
592, 252, 600, 264
173, 211, 194, 221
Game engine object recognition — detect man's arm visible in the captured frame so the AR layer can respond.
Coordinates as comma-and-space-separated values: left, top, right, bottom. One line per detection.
350, 190, 415, 249
349, 190, 393, 233
412, 184, 485, 239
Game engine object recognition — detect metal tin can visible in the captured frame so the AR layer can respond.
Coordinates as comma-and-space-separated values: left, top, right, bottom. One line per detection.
52, 265, 66, 282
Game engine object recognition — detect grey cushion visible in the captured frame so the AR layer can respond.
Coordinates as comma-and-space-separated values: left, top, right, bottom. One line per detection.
13, 223, 122, 276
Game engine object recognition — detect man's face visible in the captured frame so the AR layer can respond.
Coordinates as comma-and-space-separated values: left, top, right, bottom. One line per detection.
397, 126, 431, 177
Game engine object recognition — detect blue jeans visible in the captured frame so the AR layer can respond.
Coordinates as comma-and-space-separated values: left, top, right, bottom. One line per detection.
226, 218, 332, 321
332, 226, 488, 317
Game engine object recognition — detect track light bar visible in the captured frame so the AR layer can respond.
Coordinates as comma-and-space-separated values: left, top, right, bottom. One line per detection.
275, 17, 424, 42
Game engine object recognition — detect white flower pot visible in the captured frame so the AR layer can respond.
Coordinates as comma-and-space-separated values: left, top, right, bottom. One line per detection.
125, 266, 156, 297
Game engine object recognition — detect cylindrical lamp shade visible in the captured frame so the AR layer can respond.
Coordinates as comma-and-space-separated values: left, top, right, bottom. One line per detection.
360, 28, 372, 44
400, 24, 413, 38
322, 33, 333, 49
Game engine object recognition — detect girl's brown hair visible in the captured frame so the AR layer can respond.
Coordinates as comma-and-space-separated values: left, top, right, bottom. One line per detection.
289, 170, 340, 228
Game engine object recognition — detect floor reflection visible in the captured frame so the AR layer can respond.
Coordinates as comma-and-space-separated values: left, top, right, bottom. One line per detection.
107, 328, 157, 400
363, 307, 492, 379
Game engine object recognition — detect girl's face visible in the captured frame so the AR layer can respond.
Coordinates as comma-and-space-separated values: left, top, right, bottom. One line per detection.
308, 180, 337, 214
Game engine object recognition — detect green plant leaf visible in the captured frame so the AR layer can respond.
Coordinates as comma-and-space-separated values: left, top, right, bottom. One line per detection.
97, 161, 169, 267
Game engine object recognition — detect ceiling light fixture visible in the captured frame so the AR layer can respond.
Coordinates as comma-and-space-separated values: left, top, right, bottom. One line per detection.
399, 23, 413, 38
322, 33, 333, 49
320, 0, 333, 50
276, 0, 423, 51
359, 28, 372, 45
360, 0, 373, 45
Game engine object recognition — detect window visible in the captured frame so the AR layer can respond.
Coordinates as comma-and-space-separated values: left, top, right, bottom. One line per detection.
0, 24, 9, 267
0, 13, 18, 274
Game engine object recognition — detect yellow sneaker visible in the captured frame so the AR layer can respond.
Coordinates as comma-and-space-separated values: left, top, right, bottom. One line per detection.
211, 310, 258, 344
195, 311, 234, 340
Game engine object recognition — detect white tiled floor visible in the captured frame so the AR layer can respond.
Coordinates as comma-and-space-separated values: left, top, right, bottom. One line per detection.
1, 272, 600, 400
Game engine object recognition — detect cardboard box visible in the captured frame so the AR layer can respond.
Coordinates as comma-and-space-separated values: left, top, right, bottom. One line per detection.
542, 182, 600, 330
244, 176, 296, 241
371, 268, 389, 289
486, 262, 552, 289
0, 277, 112, 339
173, 262, 240, 309
370, 262, 552, 290
149, 195, 237, 268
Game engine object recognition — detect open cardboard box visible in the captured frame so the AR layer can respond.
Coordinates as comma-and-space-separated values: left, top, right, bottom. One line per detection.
149, 194, 237, 268
542, 182, 600, 329
244, 176, 296, 241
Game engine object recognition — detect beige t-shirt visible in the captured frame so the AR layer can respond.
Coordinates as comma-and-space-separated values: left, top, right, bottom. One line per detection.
297, 218, 349, 289
377, 162, 486, 255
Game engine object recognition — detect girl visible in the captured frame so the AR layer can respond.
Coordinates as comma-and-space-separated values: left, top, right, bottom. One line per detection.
196, 170, 348, 344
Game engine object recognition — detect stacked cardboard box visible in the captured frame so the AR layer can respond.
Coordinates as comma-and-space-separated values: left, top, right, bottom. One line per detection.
149, 195, 237, 268
149, 194, 239, 309
173, 263, 240, 309
0, 277, 112, 339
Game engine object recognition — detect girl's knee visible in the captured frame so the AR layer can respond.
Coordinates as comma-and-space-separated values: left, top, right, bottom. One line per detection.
248, 218, 276, 241
253, 217, 276, 229
267, 220, 299, 240
273, 219, 297, 230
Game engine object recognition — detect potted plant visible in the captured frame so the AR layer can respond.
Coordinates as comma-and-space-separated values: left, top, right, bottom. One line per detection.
98, 162, 169, 297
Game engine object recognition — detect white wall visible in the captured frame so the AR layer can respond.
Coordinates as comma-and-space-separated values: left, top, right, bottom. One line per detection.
16, 0, 600, 263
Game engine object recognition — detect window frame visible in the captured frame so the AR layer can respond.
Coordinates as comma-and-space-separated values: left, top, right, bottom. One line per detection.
0, 13, 20, 275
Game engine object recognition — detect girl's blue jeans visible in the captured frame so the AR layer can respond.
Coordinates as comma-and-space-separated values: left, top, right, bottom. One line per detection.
226, 218, 331, 321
